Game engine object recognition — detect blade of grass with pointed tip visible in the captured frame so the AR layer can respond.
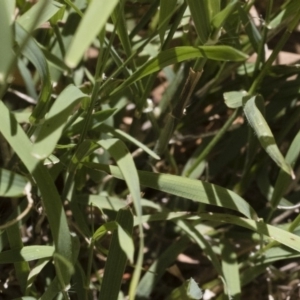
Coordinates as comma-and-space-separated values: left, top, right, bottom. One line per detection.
15, 23, 52, 125
243, 95, 294, 178
84, 164, 257, 220
32, 84, 88, 159
211, 1, 238, 30
0, 0, 14, 84
99, 208, 133, 300
110, 46, 248, 96
65, 0, 119, 68
0, 168, 28, 197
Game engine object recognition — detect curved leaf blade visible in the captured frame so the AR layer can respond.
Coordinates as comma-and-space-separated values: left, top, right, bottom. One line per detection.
111, 46, 248, 96
243, 95, 294, 178
84, 163, 258, 220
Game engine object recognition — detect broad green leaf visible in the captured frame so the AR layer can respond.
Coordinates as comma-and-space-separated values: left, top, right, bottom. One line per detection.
15, 23, 52, 125
99, 208, 133, 300
32, 85, 88, 159
186, 0, 211, 44
0, 168, 28, 197
223, 90, 247, 108
0, 246, 54, 263
243, 95, 294, 178
17, 0, 64, 31
0, 0, 14, 83
84, 164, 257, 220
111, 46, 248, 96
167, 278, 203, 300
65, 0, 119, 67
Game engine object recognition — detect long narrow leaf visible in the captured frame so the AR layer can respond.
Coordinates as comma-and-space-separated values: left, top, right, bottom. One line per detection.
65, 0, 119, 67
84, 163, 257, 220
111, 46, 248, 96
243, 95, 294, 178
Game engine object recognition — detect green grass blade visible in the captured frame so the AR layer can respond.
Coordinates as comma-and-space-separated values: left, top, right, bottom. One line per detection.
15, 23, 52, 125
98, 208, 133, 300
0, 102, 72, 289
0, 0, 14, 84
186, 0, 211, 44
243, 95, 294, 178
97, 138, 144, 299
111, 46, 248, 96
0, 246, 54, 263
32, 84, 88, 159
65, 0, 119, 68
17, 0, 63, 31
196, 213, 300, 253
211, 1, 238, 30
221, 241, 241, 299
0, 168, 28, 197
84, 164, 257, 220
